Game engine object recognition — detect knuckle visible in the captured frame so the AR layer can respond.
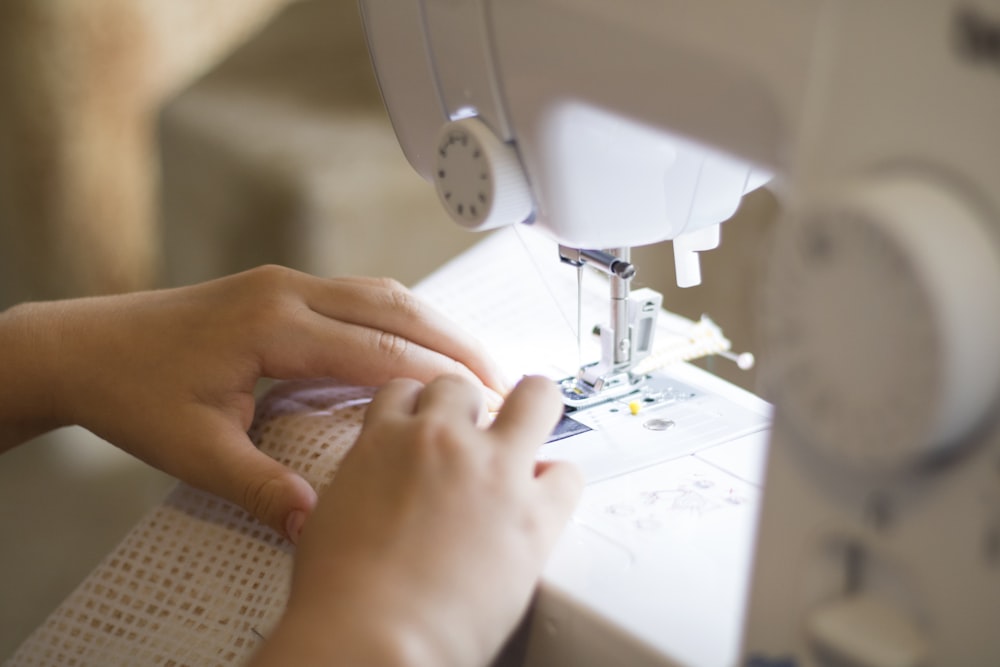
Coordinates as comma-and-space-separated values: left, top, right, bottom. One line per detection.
412, 415, 462, 457
241, 266, 309, 327
246, 264, 297, 289
372, 276, 406, 293
384, 284, 423, 321
367, 276, 421, 316
412, 414, 446, 444
241, 474, 285, 526
375, 330, 409, 362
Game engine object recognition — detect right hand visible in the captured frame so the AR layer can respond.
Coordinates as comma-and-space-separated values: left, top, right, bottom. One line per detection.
250, 374, 583, 667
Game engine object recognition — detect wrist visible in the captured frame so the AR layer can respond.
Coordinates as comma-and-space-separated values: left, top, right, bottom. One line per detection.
250, 600, 443, 667
0, 302, 72, 449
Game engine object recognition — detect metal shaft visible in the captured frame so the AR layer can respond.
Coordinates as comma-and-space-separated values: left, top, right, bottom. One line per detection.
558, 244, 636, 370
610, 247, 631, 365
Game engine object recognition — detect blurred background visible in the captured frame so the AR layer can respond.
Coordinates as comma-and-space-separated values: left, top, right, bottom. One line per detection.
0, 0, 775, 657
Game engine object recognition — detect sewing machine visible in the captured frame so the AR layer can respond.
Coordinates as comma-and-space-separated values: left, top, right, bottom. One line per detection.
360, 2, 1000, 665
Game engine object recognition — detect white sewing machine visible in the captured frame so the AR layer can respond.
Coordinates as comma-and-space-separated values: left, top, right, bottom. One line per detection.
360, 2, 1000, 665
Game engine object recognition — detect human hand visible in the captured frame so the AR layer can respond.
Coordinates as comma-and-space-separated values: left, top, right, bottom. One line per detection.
250, 374, 583, 667
0, 266, 508, 542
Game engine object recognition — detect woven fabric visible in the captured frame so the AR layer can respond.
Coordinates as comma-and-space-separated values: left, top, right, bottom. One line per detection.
6, 379, 374, 667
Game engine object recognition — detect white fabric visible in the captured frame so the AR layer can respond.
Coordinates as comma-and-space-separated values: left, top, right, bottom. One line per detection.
7, 380, 373, 667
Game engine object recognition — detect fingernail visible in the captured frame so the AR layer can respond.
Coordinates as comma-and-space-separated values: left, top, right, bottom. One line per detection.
285, 510, 306, 545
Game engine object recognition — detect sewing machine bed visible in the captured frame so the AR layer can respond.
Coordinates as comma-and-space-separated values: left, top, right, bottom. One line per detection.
8, 227, 772, 667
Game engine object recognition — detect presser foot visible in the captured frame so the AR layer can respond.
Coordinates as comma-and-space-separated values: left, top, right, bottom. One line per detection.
558, 370, 698, 415
559, 365, 647, 410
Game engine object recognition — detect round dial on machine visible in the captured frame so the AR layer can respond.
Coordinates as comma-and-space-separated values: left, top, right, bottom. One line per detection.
433, 117, 534, 231
760, 175, 1000, 474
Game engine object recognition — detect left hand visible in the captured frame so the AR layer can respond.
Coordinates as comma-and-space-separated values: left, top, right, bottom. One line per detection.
0, 266, 508, 542
250, 374, 582, 667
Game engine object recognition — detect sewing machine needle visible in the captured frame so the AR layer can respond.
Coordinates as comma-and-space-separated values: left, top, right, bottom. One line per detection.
577, 264, 584, 369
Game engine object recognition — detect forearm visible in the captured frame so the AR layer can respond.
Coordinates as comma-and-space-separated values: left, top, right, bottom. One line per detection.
0, 302, 71, 452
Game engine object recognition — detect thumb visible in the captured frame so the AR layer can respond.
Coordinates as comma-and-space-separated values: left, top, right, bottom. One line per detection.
184, 419, 319, 544
232, 452, 319, 544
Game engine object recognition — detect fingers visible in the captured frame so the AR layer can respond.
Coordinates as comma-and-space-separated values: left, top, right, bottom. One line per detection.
364, 377, 423, 427
181, 413, 319, 544
301, 276, 509, 395
414, 374, 486, 425
489, 376, 564, 460
235, 457, 318, 544
266, 313, 504, 409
